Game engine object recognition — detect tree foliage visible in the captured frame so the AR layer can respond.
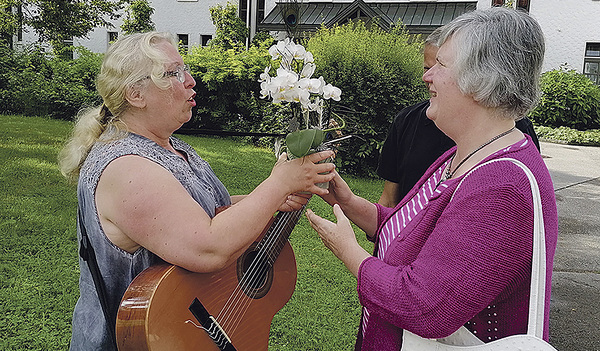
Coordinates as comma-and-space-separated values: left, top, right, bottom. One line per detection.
209, 2, 248, 50
306, 21, 427, 175
121, 0, 155, 35
0, 0, 127, 44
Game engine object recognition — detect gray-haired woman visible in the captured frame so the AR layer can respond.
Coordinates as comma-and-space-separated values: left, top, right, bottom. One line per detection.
307, 7, 558, 350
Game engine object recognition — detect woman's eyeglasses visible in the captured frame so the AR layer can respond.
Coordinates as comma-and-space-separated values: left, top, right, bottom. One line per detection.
162, 64, 190, 83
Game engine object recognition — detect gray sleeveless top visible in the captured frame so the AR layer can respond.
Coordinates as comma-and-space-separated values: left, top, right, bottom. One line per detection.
70, 133, 231, 350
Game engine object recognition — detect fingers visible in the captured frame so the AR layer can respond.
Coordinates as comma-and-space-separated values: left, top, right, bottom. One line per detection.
287, 193, 309, 207
306, 150, 335, 163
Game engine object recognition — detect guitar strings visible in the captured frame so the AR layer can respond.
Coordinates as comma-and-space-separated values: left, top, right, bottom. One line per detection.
216, 210, 294, 333
215, 208, 302, 335
222, 208, 302, 333
220, 209, 298, 333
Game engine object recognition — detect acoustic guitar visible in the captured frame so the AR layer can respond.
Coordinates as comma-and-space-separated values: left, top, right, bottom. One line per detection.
116, 208, 304, 351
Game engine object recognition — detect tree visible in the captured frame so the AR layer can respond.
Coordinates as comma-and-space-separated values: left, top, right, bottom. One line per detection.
0, 0, 127, 44
209, 2, 248, 50
121, 0, 155, 35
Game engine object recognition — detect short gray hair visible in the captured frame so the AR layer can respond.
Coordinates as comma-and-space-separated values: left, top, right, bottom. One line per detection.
436, 7, 545, 119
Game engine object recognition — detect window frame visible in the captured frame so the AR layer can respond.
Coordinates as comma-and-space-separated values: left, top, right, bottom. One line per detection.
584, 43, 600, 85
177, 33, 189, 53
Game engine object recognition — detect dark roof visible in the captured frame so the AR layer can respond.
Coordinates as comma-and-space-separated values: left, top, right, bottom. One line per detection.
260, 1, 477, 34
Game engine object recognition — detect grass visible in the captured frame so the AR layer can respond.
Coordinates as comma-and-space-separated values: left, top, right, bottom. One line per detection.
0, 114, 381, 350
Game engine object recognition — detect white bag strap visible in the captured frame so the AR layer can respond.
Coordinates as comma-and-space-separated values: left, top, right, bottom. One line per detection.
452, 157, 546, 338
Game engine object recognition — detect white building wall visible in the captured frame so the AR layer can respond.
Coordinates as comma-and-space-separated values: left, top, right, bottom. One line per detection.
529, 0, 600, 73
19, 0, 235, 54
476, 0, 600, 74
15, 0, 600, 76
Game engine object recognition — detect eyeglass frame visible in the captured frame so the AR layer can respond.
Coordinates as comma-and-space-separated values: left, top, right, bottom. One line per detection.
137, 64, 191, 84
162, 64, 191, 83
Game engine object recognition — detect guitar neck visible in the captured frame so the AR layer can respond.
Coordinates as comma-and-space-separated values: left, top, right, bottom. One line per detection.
258, 207, 305, 267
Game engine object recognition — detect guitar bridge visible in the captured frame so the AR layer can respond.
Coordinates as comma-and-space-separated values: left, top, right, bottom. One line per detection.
189, 298, 237, 351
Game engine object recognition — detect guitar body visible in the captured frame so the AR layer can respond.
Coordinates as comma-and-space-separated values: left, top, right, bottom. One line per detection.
116, 236, 297, 351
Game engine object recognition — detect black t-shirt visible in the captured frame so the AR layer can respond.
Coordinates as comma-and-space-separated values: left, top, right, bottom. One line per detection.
377, 100, 540, 201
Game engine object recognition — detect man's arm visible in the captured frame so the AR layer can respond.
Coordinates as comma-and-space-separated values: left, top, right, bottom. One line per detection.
378, 180, 402, 208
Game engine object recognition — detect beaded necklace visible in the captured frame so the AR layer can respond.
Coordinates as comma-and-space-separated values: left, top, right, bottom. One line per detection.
440, 126, 516, 183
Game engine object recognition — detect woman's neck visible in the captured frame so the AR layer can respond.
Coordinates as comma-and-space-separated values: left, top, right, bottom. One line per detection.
450, 119, 520, 179
120, 112, 181, 155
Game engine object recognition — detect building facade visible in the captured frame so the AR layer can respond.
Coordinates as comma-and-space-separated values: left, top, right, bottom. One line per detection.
13, 0, 600, 83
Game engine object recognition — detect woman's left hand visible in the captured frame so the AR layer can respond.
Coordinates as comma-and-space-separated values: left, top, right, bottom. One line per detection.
306, 204, 371, 277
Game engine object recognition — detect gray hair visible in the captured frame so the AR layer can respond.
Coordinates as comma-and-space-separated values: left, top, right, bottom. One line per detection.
435, 7, 545, 119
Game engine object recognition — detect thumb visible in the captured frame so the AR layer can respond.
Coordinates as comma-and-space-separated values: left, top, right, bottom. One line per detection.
276, 152, 287, 166
332, 204, 349, 224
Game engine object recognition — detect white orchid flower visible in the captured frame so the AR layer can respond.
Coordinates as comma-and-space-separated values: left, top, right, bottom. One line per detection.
307, 78, 322, 93
292, 43, 306, 61
317, 76, 326, 94
298, 89, 311, 107
259, 66, 271, 83
322, 83, 342, 101
268, 44, 281, 60
271, 90, 285, 104
300, 62, 316, 78
304, 51, 314, 64
260, 81, 271, 98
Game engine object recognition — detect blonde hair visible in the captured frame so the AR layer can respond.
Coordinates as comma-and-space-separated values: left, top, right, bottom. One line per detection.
58, 31, 178, 182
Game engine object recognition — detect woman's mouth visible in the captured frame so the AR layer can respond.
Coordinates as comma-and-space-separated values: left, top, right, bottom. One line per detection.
187, 93, 196, 106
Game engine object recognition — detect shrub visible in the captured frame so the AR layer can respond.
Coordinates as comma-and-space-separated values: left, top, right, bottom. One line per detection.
0, 43, 101, 120
530, 68, 600, 130
535, 125, 600, 146
306, 21, 428, 176
184, 38, 276, 135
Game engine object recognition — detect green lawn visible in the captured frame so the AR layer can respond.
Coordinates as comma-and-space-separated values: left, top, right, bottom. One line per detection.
0, 114, 381, 350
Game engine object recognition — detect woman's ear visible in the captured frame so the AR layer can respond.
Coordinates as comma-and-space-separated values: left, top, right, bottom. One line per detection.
125, 84, 146, 109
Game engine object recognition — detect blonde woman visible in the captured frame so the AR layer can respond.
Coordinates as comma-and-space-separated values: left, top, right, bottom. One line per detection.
59, 32, 334, 350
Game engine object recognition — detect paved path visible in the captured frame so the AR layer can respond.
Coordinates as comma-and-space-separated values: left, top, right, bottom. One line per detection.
541, 142, 600, 351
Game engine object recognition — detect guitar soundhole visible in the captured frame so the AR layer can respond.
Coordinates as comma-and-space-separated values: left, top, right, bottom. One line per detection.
236, 245, 273, 299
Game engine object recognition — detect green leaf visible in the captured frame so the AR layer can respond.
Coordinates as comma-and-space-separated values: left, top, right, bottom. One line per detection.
285, 129, 325, 158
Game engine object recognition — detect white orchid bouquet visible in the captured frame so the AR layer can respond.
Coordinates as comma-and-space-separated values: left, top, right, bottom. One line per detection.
259, 38, 344, 158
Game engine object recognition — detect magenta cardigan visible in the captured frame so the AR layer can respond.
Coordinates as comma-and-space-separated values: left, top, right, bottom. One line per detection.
355, 136, 558, 350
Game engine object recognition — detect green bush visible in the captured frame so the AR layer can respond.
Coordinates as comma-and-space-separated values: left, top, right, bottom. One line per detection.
530, 68, 600, 130
0, 42, 53, 116
184, 38, 278, 135
306, 22, 428, 176
0, 43, 101, 120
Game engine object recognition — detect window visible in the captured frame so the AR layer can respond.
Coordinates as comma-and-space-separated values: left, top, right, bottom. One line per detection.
239, 0, 248, 24
258, 0, 265, 23
61, 38, 74, 60
238, 0, 263, 25
178, 34, 189, 53
584, 43, 600, 85
17, 5, 23, 43
201, 35, 212, 47
108, 31, 118, 44
492, 0, 530, 11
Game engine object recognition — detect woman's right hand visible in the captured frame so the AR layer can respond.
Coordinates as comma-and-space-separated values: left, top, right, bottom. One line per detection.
319, 169, 354, 207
